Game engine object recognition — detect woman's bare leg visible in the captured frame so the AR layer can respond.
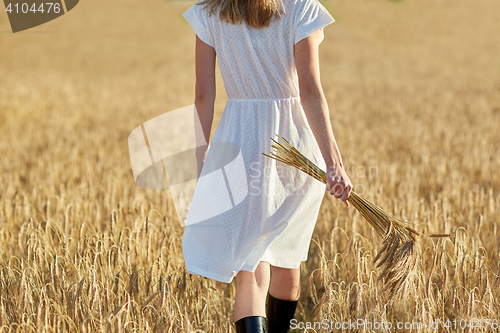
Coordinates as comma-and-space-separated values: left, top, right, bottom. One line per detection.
234, 261, 271, 322
269, 266, 300, 300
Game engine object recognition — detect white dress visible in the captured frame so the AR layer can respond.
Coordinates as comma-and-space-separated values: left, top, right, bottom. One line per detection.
181, 0, 335, 283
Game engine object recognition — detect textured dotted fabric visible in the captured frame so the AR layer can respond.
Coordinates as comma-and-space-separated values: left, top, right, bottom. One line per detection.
181, 0, 335, 283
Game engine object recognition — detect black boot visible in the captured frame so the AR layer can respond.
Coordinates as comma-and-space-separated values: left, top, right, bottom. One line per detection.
266, 292, 299, 333
235, 316, 267, 333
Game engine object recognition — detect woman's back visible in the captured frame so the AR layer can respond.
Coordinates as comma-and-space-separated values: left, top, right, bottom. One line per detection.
182, 0, 334, 100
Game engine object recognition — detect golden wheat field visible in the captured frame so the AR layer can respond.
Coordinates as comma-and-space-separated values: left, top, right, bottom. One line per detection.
1, 0, 500, 331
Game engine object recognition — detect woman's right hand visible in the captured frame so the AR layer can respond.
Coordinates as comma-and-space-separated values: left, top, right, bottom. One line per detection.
325, 164, 352, 207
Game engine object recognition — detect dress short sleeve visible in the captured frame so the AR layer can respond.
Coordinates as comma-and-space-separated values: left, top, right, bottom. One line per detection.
294, 0, 335, 45
182, 3, 215, 48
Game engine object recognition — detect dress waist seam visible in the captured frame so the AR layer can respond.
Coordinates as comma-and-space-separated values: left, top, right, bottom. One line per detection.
227, 97, 300, 102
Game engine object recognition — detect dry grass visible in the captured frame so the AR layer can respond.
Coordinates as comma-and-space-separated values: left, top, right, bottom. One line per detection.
1, 0, 500, 331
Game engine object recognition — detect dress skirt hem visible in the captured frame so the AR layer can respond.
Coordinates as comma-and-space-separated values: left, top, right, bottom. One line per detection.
186, 256, 310, 284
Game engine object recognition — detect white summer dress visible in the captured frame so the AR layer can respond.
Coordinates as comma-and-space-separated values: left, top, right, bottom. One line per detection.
181, 0, 335, 283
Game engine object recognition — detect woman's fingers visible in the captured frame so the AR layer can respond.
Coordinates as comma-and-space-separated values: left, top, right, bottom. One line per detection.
340, 187, 350, 202
326, 168, 352, 208
330, 183, 346, 198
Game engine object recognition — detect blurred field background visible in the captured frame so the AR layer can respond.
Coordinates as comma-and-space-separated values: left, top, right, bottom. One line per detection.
1, 0, 500, 331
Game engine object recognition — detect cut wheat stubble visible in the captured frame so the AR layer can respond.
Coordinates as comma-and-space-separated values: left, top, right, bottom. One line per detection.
262, 134, 450, 297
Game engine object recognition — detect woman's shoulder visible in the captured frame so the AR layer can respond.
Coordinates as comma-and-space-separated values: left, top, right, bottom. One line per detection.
290, 0, 323, 14
291, 0, 315, 6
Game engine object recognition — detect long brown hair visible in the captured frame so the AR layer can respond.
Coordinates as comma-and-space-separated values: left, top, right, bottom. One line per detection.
196, 0, 286, 29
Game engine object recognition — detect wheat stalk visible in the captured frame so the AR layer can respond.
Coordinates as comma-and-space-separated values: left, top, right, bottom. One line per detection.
262, 134, 449, 296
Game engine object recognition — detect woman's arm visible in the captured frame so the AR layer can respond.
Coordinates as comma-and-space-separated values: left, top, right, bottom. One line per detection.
194, 35, 216, 175
294, 29, 352, 204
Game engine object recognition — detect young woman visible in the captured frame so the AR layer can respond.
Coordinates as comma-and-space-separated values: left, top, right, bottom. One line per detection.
182, 0, 352, 331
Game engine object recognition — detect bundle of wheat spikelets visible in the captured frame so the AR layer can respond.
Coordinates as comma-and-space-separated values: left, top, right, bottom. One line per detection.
262, 134, 449, 296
